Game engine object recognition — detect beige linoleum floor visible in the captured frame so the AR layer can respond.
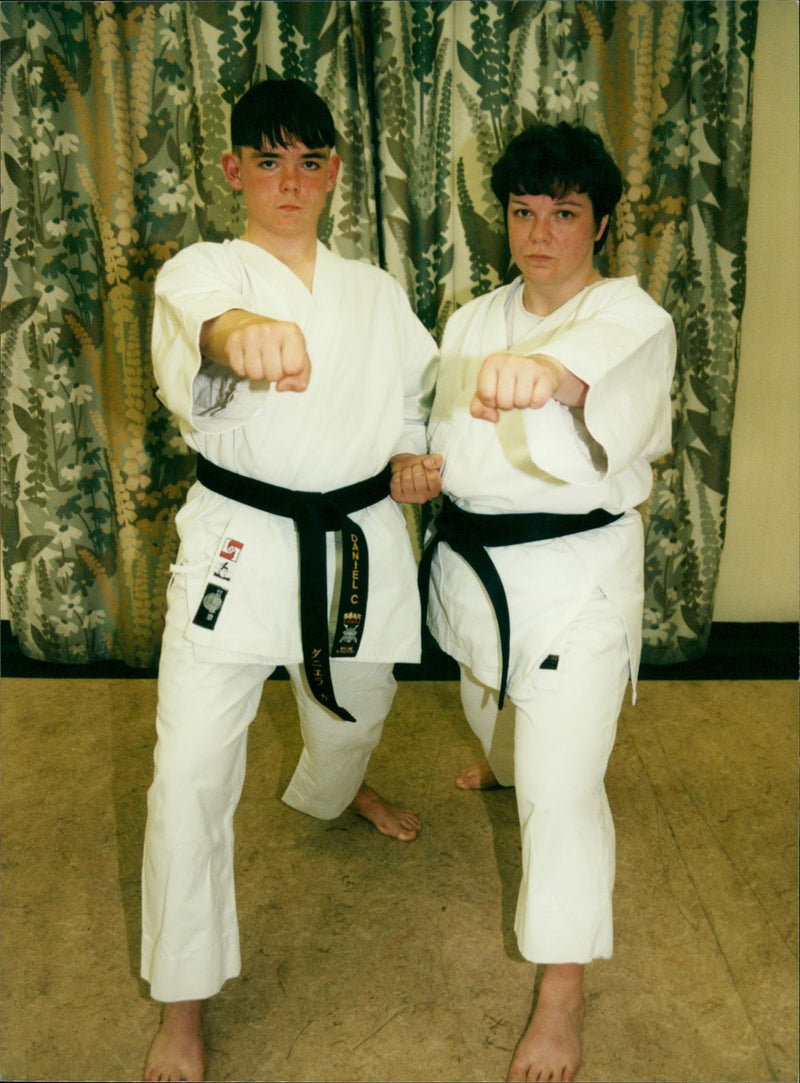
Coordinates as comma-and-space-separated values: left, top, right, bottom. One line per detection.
0, 676, 797, 1082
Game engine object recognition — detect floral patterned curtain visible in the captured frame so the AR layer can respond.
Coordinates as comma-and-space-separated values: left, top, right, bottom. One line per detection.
1, 1, 758, 668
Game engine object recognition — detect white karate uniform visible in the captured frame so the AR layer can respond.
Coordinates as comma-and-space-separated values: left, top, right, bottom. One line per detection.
141, 239, 437, 1001
427, 276, 675, 964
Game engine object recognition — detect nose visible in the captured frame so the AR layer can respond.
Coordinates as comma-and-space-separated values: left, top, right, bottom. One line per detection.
280, 165, 300, 191
528, 215, 550, 243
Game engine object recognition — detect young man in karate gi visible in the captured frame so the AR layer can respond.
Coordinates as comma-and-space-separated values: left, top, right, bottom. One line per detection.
423, 122, 676, 1081
142, 78, 441, 1082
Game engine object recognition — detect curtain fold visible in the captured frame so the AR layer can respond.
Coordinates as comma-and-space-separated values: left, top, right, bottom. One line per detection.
1, 1, 758, 667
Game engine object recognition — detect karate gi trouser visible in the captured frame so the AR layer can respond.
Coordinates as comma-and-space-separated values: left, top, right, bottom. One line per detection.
459, 587, 629, 965
141, 614, 396, 1003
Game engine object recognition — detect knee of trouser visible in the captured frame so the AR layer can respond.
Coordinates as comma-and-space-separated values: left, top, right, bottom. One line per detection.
146, 767, 242, 844
148, 727, 246, 833
304, 713, 387, 760
515, 761, 610, 812
512, 697, 620, 810
296, 664, 395, 732
335, 664, 396, 722
153, 721, 240, 783
515, 784, 613, 850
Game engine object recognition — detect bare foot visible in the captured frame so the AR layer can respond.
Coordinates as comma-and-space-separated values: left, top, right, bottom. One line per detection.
455, 762, 499, 790
349, 783, 421, 840
143, 1000, 207, 1082
507, 964, 585, 1082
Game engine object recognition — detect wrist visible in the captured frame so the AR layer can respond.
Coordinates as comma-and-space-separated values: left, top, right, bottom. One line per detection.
543, 358, 587, 408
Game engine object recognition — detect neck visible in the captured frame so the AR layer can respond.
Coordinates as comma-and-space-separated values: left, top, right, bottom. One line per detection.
241, 228, 318, 290
522, 268, 602, 317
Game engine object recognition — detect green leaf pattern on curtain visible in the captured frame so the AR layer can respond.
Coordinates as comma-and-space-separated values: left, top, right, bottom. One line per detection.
1, 1, 758, 667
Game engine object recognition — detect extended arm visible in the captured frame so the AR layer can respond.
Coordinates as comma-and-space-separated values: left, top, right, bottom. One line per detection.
200, 308, 311, 391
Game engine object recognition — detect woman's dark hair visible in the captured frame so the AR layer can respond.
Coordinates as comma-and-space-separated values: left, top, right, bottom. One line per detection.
491, 122, 623, 251
231, 78, 336, 151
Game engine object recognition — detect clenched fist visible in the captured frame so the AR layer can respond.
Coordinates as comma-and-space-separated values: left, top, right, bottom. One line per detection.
390, 453, 444, 504
470, 351, 587, 422
201, 309, 311, 391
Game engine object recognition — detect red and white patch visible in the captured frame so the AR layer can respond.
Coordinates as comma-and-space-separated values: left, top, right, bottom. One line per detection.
219, 538, 244, 561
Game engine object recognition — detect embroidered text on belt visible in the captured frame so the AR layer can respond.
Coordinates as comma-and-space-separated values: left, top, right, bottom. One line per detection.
418, 496, 623, 709
196, 455, 392, 723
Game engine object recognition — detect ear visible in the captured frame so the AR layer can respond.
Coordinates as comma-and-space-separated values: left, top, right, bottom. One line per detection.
222, 152, 243, 191
594, 213, 610, 244
327, 153, 341, 192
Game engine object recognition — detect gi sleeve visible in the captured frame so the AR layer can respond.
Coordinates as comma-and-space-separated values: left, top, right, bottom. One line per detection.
152, 244, 269, 434
389, 282, 439, 459
523, 284, 676, 483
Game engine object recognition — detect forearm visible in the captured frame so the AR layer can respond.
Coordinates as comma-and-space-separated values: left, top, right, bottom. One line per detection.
200, 309, 273, 370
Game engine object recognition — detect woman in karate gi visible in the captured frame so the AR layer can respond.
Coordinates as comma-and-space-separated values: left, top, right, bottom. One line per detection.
425, 123, 676, 1081
142, 79, 441, 1081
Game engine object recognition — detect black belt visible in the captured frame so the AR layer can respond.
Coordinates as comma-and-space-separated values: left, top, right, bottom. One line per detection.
418, 496, 622, 708
196, 455, 392, 722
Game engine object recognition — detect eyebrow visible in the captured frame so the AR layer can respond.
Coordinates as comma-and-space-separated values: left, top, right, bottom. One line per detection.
509, 193, 585, 205
252, 148, 328, 160
510, 193, 584, 207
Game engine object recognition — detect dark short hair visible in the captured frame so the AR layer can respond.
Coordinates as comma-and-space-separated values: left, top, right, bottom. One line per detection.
491, 122, 623, 251
231, 78, 336, 151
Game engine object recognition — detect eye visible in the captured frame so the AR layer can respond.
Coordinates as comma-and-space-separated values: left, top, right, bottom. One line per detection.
555, 209, 574, 220
512, 207, 532, 218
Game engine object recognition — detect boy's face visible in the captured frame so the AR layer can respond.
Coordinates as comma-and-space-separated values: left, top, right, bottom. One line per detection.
222, 139, 340, 247
507, 189, 608, 305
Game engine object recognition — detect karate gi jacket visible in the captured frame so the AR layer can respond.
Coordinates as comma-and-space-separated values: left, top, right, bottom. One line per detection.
427, 275, 676, 697
152, 239, 438, 666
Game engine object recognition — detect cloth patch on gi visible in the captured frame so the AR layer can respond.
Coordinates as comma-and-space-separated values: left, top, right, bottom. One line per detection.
211, 538, 244, 582
335, 611, 362, 654
192, 584, 228, 629
540, 654, 560, 670
219, 537, 244, 561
